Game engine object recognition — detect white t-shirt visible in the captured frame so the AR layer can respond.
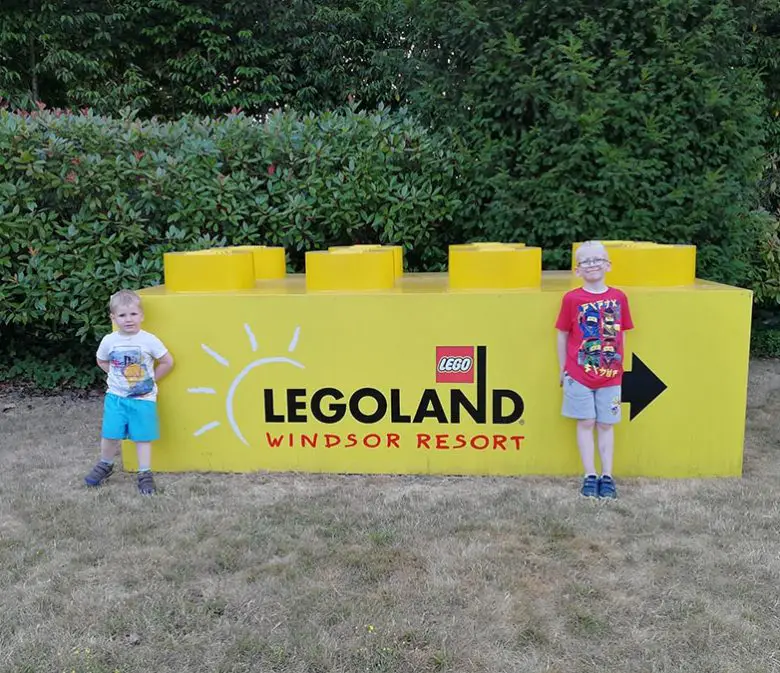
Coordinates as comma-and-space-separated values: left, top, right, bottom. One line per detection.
96, 330, 168, 401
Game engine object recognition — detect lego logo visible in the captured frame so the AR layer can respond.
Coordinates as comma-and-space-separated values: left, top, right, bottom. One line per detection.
435, 346, 476, 383
437, 356, 473, 373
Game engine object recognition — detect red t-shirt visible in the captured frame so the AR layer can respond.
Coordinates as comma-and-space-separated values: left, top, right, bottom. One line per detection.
555, 286, 634, 389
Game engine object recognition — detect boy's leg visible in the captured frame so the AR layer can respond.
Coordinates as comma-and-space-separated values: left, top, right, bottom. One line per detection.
127, 398, 159, 495
595, 425, 617, 498
136, 441, 152, 472
576, 420, 597, 475
561, 374, 599, 496
595, 423, 614, 475
101, 438, 122, 462
85, 395, 125, 486
595, 386, 622, 498
135, 442, 156, 495
575, 420, 599, 497
85, 442, 119, 486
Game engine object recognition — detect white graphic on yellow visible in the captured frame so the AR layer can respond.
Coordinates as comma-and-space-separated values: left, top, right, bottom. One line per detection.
187, 324, 305, 446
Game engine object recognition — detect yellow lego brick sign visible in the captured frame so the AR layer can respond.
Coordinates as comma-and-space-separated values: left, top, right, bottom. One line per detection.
124, 242, 752, 478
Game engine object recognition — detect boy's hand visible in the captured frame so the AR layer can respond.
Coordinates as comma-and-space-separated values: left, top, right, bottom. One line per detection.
559, 368, 564, 386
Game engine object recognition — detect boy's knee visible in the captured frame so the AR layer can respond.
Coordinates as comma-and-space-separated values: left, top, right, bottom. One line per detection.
596, 422, 613, 432
577, 419, 596, 430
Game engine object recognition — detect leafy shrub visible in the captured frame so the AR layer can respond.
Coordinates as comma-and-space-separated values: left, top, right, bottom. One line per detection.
404, 0, 769, 285
751, 325, 780, 358
0, 325, 100, 390
740, 0, 780, 316
0, 105, 462, 357
747, 210, 780, 306
2, 0, 774, 288
3, 0, 780, 387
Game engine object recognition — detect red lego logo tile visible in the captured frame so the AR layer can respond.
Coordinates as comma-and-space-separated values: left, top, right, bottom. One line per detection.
436, 346, 475, 383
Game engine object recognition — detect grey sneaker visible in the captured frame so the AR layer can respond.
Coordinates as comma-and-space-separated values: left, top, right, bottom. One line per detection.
84, 461, 113, 487
137, 471, 156, 495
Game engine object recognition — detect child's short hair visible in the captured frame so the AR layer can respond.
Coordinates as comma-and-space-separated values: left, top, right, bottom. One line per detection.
109, 289, 142, 313
575, 240, 609, 263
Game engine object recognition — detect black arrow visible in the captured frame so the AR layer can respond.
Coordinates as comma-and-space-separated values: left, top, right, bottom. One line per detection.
622, 354, 667, 420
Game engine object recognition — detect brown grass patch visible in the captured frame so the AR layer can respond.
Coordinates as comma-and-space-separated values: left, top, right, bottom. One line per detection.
1, 361, 780, 673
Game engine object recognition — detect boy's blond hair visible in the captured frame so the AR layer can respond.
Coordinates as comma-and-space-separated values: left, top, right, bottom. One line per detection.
109, 289, 142, 314
575, 240, 609, 264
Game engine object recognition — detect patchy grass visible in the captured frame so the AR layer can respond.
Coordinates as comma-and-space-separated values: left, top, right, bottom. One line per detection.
1, 362, 780, 673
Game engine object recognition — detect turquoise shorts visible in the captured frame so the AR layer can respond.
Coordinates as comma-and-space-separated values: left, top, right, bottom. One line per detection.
102, 393, 159, 442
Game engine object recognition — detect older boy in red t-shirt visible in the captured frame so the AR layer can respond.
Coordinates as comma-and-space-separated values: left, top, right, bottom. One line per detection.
555, 241, 634, 499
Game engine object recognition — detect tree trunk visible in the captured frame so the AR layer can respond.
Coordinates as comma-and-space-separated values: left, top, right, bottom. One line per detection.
29, 0, 38, 102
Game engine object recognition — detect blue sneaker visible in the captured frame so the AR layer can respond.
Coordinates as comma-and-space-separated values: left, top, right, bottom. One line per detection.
84, 461, 113, 487
598, 475, 617, 499
580, 474, 599, 498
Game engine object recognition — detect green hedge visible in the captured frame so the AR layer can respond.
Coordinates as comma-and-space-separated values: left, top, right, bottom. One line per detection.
3, 0, 780, 388
0, 105, 462, 350
404, 0, 770, 288
0, 99, 776, 388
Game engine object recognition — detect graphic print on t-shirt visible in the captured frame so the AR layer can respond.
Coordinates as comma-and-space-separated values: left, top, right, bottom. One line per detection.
576, 299, 623, 378
109, 345, 154, 397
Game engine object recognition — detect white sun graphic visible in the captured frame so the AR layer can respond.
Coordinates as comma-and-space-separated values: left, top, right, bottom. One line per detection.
187, 324, 305, 446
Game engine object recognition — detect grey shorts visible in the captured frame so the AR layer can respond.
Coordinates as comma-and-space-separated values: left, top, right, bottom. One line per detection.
562, 373, 622, 424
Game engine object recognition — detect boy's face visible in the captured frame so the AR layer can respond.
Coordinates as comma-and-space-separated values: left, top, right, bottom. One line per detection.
111, 301, 144, 335
575, 247, 611, 283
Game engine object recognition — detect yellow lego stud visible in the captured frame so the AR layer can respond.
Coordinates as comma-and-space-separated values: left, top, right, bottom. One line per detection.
571, 241, 696, 286
328, 244, 404, 277
163, 249, 255, 292
306, 247, 396, 291
223, 245, 287, 280
448, 242, 541, 289
469, 242, 526, 249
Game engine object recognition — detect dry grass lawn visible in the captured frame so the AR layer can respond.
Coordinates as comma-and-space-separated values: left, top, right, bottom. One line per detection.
1, 361, 780, 673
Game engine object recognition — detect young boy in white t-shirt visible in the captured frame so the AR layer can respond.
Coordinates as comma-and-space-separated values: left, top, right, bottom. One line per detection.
83, 290, 174, 495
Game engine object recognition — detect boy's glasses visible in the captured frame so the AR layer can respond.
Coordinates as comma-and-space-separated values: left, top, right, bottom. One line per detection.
577, 257, 608, 268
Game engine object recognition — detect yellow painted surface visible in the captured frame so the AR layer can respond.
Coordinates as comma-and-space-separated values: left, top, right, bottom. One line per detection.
305, 247, 396, 291
329, 245, 404, 277
125, 263, 752, 478
224, 246, 287, 280
449, 243, 542, 289
571, 241, 696, 286
163, 249, 255, 292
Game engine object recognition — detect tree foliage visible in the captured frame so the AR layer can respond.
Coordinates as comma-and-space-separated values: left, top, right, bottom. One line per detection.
0, 0, 413, 116
2, 0, 780, 386
402, 0, 768, 285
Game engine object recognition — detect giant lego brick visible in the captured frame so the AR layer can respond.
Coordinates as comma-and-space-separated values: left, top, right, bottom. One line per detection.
122, 241, 752, 478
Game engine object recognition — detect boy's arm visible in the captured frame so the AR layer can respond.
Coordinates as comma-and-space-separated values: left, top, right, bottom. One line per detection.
556, 329, 568, 385
621, 291, 635, 330
155, 352, 174, 381
96, 335, 110, 374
